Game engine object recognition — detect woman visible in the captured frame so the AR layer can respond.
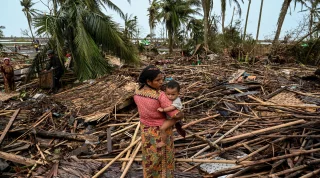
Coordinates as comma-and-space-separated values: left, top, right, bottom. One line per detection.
134, 65, 184, 178
1, 58, 15, 93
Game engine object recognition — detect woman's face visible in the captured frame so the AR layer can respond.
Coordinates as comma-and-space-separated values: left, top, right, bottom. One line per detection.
4, 60, 9, 65
147, 73, 164, 90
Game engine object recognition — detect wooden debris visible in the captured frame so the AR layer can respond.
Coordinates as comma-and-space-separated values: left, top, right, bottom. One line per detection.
0, 109, 20, 145
1, 57, 320, 177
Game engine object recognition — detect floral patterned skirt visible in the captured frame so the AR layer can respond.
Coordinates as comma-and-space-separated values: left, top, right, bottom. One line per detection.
140, 122, 175, 178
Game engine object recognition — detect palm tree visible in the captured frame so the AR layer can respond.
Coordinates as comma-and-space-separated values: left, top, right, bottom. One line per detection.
123, 14, 138, 39
0, 26, 4, 49
221, 0, 243, 34
33, 0, 138, 80
273, 0, 306, 44
302, 0, 320, 39
0, 26, 4, 38
201, 0, 213, 48
256, 0, 264, 40
187, 19, 204, 45
20, 0, 38, 41
148, 0, 160, 42
52, 0, 127, 18
242, 0, 251, 40
159, 0, 201, 54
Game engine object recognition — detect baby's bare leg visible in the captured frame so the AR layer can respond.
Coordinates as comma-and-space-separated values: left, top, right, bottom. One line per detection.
157, 119, 176, 148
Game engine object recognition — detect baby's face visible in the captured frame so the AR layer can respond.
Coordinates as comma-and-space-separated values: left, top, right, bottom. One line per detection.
165, 87, 179, 101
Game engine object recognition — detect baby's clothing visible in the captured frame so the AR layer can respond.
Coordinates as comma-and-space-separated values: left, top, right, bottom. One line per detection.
172, 97, 183, 110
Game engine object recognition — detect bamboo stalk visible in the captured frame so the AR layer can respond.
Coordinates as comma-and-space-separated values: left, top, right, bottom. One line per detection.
236, 102, 320, 109
121, 122, 140, 170
93, 137, 141, 178
101, 123, 139, 143
192, 118, 250, 158
268, 165, 307, 177
35, 144, 47, 164
94, 157, 252, 164
237, 144, 270, 163
300, 168, 320, 178
120, 142, 142, 178
0, 109, 20, 145
182, 114, 220, 129
6, 111, 52, 147
220, 119, 306, 144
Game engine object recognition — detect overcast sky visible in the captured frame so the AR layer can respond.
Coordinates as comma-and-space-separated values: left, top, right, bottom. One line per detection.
0, 0, 308, 40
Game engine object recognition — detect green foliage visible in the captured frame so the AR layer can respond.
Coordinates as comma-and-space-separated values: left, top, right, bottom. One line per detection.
138, 43, 145, 53
187, 19, 204, 45
33, 0, 139, 80
158, 0, 201, 53
20, 0, 39, 40
288, 38, 320, 65
208, 20, 243, 53
123, 14, 138, 39
148, 0, 161, 32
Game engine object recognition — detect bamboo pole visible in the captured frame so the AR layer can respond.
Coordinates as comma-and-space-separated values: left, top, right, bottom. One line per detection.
6, 111, 52, 147
93, 137, 141, 178
120, 142, 142, 178
237, 144, 269, 163
236, 102, 320, 109
182, 114, 220, 129
0, 109, 20, 145
300, 168, 320, 178
220, 119, 306, 144
121, 122, 140, 170
268, 165, 307, 177
191, 118, 250, 158
94, 157, 252, 164
101, 123, 139, 143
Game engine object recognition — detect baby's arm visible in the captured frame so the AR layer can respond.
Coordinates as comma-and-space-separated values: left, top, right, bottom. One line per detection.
157, 105, 177, 112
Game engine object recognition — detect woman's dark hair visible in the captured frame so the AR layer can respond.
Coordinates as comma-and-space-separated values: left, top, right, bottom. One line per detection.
166, 80, 180, 92
138, 65, 162, 89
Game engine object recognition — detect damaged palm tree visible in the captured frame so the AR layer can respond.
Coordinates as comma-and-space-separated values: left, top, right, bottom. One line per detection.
32, 0, 139, 80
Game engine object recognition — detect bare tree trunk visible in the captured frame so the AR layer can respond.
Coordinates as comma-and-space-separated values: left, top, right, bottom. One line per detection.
53, 0, 58, 16
150, 26, 153, 43
273, 0, 292, 44
168, 29, 173, 54
26, 13, 35, 42
243, 0, 251, 41
202, 0, 210, 48
230, 7, 235, 29
222, 10, 225, 34
256, 0, 264, 41
309, 10, 313, 40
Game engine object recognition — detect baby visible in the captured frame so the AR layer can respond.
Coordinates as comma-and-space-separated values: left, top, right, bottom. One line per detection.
157, 80, 185, 147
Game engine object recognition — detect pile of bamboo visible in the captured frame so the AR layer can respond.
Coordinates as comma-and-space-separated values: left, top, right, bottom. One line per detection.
0, 58, 319, 177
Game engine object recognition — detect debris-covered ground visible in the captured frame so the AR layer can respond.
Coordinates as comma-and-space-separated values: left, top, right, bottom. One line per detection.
1, 53, 320, 178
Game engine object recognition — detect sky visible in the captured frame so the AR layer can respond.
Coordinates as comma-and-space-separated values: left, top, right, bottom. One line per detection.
0, 0, 308, 40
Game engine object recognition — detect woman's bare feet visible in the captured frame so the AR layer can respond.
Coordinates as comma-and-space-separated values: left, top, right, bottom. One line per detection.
157, 141, 166, 148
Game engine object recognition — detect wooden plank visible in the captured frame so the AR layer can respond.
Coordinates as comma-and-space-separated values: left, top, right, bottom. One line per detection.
0, 109, 20, 145
107, 127, 112, 153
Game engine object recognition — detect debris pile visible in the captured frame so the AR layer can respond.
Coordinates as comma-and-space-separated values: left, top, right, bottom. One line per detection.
0, 57, 320, 177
